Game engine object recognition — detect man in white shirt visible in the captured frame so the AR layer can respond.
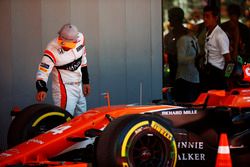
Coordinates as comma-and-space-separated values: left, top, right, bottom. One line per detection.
202, 6, 231, 91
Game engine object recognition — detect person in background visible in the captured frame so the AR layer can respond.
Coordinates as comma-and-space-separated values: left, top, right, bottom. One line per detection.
163, 7, 189, 86
202, 6, 231, 91
175, 22, 200, 103
194, 22, 208, 91
221, 3, 250, 63
163, 7, 200, 103
35, 24, 90, 117
163, 7, 189, 103
242, 0, 250, 28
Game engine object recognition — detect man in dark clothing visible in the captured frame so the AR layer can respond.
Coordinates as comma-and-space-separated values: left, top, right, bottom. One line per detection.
163, 7, 189, 86
221, 3, 250, 63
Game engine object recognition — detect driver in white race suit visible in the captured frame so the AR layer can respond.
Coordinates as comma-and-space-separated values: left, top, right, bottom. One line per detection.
35, 24, 90, 116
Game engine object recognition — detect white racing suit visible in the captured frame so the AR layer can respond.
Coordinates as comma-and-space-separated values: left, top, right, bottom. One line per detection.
36, 32, 89, 116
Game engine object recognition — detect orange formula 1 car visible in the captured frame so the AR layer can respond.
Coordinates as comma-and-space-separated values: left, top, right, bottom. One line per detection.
1, 65, 250, 167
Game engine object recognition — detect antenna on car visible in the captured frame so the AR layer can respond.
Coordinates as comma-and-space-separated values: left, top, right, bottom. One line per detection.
102, 92, 111, 109
140, 82, 143, 105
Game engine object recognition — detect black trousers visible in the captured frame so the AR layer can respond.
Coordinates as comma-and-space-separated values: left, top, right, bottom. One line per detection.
174, 78, 200, 103
200, 63, 226, 92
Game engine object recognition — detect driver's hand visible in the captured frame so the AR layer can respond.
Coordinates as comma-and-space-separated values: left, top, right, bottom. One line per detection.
83, 84, 91, 96
36, 91, 47, 102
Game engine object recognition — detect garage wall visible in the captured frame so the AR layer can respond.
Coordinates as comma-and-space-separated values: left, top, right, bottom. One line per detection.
0, 0, 12, 150
0, 0, 162, 150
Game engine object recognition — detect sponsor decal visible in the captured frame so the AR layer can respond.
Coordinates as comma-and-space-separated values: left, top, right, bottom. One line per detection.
0, 153, 12, 157
47, 125, 72, 135
36, 72, 43, 77
40, 62, 50, 69
242, 89, 250, 93
57, 48, 64, 54
178, 141, 204, 149
177, 142, 206, 161
0, 149, 20, 159
56, 56, 82, 71
151, 121, 177, 166
178, 153, 205, 160
134, 127, 143, 134
151, 121, 173, 141
162, 109, 197, 116
245, 66, 250, 76
26, 139, 44, 145
76, 44, 83, 52
120, 120, 177, 167
39, 67, 48, 73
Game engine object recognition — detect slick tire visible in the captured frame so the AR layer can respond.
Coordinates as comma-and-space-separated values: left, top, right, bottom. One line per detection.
95, 114, 177, 167
7, 103, 73, 148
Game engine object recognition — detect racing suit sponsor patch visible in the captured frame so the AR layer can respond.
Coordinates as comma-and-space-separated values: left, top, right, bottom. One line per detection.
56, 56, 82, 71
39, 67, 48, 73
57, 48, 64, 54
40, 63, 50, 69
76, 44, 83, 52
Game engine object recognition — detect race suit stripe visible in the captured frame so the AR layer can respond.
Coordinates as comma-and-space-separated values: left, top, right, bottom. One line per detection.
81, 35, 87, 67
44, 50, 56, 63
81, 48, 87, 67
44, 55, 55, 64
57, 69, 67, 109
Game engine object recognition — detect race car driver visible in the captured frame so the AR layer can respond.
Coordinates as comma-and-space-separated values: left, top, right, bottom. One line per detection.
35, 24, 90, 116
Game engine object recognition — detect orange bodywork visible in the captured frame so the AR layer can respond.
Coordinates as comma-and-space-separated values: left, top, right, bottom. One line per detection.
0, 105, 178, 166
195, 88, 250, 109
1, 87, 250, 166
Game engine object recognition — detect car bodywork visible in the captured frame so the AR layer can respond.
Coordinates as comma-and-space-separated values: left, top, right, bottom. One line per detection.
0, 87, 250, 166
0, 105, 181, 167
1, 65, 250, 167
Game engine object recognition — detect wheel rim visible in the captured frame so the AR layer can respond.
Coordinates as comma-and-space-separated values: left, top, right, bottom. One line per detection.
129, 132, 169, 167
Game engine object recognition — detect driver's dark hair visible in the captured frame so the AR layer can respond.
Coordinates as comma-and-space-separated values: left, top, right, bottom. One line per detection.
203, 5, 219, 17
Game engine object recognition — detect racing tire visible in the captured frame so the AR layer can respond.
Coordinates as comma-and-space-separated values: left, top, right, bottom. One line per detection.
7, 103, 73, 148
95, 114, 177, 167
